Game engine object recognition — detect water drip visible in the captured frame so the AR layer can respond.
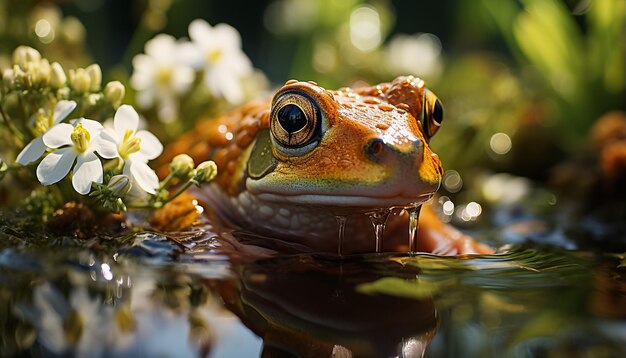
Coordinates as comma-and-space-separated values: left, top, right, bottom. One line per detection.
408, 205, 423, 254
368, 209, 391, 253
335, 215, 347, 256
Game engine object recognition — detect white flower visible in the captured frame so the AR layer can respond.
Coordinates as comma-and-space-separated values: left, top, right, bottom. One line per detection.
29, 283, 107, 357
16, 100, 77, 165
130, 34, 194, 122
100, 105, 163, 195
185, 19, 252, 104
36, 118, 116, 195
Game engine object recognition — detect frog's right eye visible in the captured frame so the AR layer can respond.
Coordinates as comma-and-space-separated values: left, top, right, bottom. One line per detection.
421, 90, 444, 139
270, 92, 321, 150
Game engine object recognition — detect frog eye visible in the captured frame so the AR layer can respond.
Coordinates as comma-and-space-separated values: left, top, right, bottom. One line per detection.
270, 92, 321, 149
421, 90, 444, 139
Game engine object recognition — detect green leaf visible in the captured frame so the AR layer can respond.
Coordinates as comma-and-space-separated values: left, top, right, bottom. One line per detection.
357, 277, 449, 299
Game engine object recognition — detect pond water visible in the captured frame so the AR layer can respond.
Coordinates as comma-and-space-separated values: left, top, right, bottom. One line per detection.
1, 200, 625, 358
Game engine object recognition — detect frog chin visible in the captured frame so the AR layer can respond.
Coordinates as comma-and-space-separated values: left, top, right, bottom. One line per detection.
246, 177, 440, 209
254, 192, 436, 209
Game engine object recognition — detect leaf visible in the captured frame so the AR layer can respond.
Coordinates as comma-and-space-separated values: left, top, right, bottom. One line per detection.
357, 277, 449, 299
513, 0, 584, 101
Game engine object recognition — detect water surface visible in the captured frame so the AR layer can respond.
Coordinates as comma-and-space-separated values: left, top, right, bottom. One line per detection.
1, 204, 625, 357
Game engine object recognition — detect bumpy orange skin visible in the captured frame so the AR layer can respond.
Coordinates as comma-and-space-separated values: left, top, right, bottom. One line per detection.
160, 77, 493, 255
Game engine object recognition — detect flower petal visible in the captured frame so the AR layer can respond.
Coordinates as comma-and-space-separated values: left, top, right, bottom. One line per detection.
145, 34, 176, 58
72, 152, 103, 195
126, 160, 159, 194
135, 130, 163, 160
16, 136, 46, 165
36, 147, 76, 185
188, 19, 213, 47
114, 105, 139, 140
43, 123, 73, 148
131, 54, 157, 89
74, 118, 103, 137
52, 100, 77, 125
176, 42, 203, 68
135, 90, 156, 109
213, 23, 242, 50
171, 66, 195, 94
92, 130, 119, 159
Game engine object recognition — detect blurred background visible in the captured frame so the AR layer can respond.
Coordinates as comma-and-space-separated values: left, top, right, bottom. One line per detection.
1, 0, 625, 222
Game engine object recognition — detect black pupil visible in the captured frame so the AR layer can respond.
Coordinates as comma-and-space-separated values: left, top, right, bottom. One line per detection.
433, 99, 443, 124
278, 104, 307, 133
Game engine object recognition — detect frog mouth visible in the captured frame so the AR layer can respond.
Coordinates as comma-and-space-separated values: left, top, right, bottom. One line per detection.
254, 192, 436, 208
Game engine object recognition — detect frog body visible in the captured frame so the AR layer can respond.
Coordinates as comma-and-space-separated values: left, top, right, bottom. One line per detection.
162, 76, 492, 255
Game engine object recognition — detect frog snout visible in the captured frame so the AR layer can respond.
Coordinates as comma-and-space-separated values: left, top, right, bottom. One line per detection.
365, 137, 424, 165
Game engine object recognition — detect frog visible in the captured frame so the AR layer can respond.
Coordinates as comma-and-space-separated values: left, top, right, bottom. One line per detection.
161, 76, 493, 255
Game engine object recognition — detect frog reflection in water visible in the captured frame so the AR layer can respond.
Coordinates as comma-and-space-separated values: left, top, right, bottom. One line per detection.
163, 76, 493, 255
215, 255, 438, 357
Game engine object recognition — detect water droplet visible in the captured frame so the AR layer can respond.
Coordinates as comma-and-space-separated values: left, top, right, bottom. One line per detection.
368, 209, 391, 253
336, 215, 347, 256
408, 205, 423, 253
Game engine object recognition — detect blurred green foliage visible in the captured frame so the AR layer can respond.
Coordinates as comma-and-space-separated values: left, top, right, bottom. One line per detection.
483, 0, 625, 147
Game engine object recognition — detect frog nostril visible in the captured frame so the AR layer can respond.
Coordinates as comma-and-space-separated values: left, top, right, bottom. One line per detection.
366, 138, 385, 159
370, 140, 383, 155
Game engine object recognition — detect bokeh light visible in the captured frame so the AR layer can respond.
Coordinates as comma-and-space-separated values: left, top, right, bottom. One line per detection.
443, 170, 463, 193
349, 6, 382, 52
35, 19, 55, 44
489, 132, 512, 155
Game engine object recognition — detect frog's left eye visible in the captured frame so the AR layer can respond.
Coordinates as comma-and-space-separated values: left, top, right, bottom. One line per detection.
421, 90, 444, 139
270, 92, 321, 149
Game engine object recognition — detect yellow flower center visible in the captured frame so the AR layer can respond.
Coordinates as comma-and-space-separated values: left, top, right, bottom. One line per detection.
118, 129, 141, 158
208, 49, 223, 64
156, 67, 172, 86
33, 109, 54, 137
71, 123, 91, 153
63, 310, 84, 345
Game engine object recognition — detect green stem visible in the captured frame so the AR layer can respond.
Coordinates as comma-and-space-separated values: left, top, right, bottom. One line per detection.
126, 179, 193, 210
125, 201, 152, 209
158, 172, 175, 190
0, 102, 25, 143
162, 181, 195, 205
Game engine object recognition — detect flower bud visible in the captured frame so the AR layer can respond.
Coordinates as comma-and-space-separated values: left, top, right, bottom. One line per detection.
69, 68, 91, 93
57, 87, 70, 99
170, 154, 195, 179
13, 65, 30, 88
191, 161, 217, 186
86, 64, 102, 91
104, 81, 125, 108
50, 62, 67, 88
30, 58, 51, 87
12, 46, 41, 68
2, 69, 14, 89
0, 158, 7, 181
107, 175, 132, 197
86, 93, 102, 107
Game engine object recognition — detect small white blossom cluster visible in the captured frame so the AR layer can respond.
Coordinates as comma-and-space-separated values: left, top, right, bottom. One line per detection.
130, 19, 255, 124
17, 102, 162, 196
20, 278, 216, 357
0, 46, 217, 215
